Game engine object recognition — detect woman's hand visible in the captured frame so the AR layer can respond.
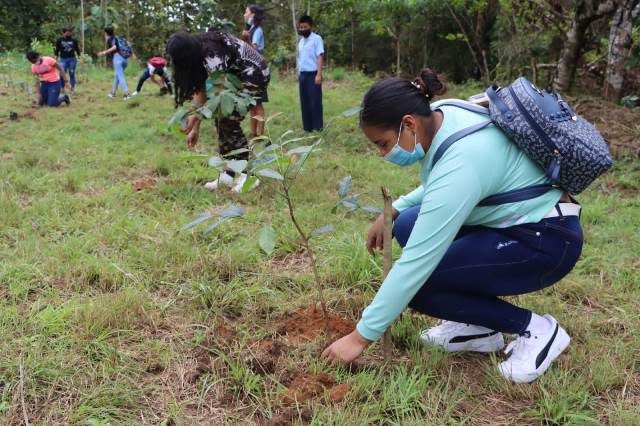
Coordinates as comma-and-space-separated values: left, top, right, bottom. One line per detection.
97, 51, 105, 57
366, 213, 386, 255
182, 115, 200, 135
315, 73, 322, 86
321, 329, 371, 363
186, 128, 199, 149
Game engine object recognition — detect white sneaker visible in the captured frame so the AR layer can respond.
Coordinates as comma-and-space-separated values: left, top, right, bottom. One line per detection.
131, 91, 138, 97
204, 172, 234, 190
498, 315, 570, 383
420, 320, 505, 353
107, 93, 115, 99
232, 173, 260, 193
124, 94, 132, 100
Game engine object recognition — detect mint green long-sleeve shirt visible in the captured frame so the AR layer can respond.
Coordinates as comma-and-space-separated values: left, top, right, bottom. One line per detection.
356, 101, 563, 341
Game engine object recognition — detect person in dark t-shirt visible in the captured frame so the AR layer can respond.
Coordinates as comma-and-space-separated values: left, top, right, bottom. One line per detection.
54, 27, 81, 94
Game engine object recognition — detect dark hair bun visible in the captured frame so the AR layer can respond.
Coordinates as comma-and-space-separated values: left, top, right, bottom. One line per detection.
415, 68, 447, 99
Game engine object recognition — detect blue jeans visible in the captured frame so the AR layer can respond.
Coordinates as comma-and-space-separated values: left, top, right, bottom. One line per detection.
299, 71, 323, 132
112, 53, 129, 94
60, 57, 77, 89
39, 80, 65, 107
393, 206, 584, 334
135, 68, 172, 93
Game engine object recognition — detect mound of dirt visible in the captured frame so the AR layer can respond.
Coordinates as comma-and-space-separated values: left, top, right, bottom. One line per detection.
572, 97, 639, 157
277, 306, 355, 342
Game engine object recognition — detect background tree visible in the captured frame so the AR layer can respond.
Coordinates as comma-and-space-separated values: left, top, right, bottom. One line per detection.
603, 0, 640, 101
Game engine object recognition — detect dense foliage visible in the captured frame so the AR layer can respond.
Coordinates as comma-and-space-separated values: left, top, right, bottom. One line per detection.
1, 0, 639, 99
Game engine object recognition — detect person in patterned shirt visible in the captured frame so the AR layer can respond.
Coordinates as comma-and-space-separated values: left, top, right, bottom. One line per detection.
167, 30, 270, 192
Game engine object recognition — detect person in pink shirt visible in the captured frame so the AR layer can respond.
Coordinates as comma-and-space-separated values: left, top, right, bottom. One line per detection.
26, 51, 70, 107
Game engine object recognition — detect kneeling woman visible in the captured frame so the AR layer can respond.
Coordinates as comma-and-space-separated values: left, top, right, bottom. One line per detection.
167, 30, 270, 192
322, 69, 584, 383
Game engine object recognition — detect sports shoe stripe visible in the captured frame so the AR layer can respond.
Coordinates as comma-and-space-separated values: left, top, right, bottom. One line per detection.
535, 323, 559, 369
449, 331, 498, 343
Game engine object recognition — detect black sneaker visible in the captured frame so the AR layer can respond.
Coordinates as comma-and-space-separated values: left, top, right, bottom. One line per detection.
63, 95, 71, 105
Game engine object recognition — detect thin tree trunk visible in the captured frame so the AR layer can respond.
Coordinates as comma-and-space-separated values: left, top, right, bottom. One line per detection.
80, 0, 85, 53
395, 36, 401, 76
351, 13, 356, 69
603, 0, 640, 101
291, 0, 299, 71
381, 187, 394, 363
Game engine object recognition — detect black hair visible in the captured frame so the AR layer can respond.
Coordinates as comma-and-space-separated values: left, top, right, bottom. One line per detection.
166, 31, 209, 107
104, 27, 114, 36
359, 68, 447, 130
25, 51, 40, 62
299, 15, 313, 25
62, 27, 72, 33
248, 4, 265, 26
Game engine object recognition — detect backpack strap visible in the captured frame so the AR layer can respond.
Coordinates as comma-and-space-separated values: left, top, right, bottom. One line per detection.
435, 100, 490, 116
477, 184, 555, 206
432, 119, 493, 167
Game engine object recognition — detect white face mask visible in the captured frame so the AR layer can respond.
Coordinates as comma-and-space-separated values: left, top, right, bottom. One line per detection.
246, 16, 254, 25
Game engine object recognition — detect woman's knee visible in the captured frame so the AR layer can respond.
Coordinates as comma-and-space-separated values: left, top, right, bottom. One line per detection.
393, 206, 421, 248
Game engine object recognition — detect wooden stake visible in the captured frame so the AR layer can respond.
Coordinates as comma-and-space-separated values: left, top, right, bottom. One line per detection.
381, 187, 394, 363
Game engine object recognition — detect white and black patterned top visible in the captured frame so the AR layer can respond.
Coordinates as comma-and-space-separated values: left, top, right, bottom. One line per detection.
199, 30, 270, 96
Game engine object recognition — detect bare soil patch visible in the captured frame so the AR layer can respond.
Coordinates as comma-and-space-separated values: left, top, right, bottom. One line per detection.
276, 306, 355, 343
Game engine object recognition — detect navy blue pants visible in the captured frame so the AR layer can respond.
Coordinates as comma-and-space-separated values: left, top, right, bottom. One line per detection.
299, 71, 323, 132
394, 206, 583, 334
60, 57, 77, 89
39, 80, 65, 107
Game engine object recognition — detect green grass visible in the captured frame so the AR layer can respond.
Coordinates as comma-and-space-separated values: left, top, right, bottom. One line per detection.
0, 66, 639, 425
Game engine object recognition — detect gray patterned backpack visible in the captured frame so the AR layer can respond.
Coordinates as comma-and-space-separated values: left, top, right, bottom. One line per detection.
433, 77, 613, 206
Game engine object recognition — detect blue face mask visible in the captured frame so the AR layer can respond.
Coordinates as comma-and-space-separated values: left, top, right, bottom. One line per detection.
384, 122, 425, 166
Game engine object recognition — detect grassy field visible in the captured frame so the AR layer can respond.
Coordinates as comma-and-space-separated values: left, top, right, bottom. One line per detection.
0, 64, 639, 425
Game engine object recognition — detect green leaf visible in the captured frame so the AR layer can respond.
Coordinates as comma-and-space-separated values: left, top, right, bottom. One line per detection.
257, 168, 284, 180
226, 74, 242, 90
197, 105, 213, 119
331, 205, 338, 214
202, 219, 227, 235
311, 224, 333, 236
220, 93, 235, 116
208, 94, 221, 112
167, 106, 187, 130
258, 225, 276, 255
219, 205, 245, 218
287, 145, 315, 155
241, 175, 259, 192
208, 156, 225, 168
223, 148, 251, 157
340, 106, 362, 117
226, 160, 248, 174
340, 198, 359, 211
250, 135, 271, 143
182, 213, 213, 230
338, 176, 352, 199
361, 205, 383, 215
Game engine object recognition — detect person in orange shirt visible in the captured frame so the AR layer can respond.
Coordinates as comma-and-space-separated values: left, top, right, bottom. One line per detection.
26, 51, 70, 107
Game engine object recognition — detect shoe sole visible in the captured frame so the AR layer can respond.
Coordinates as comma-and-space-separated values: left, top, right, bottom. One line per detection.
421, 332, 505, 353
499, 327, 571, 384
